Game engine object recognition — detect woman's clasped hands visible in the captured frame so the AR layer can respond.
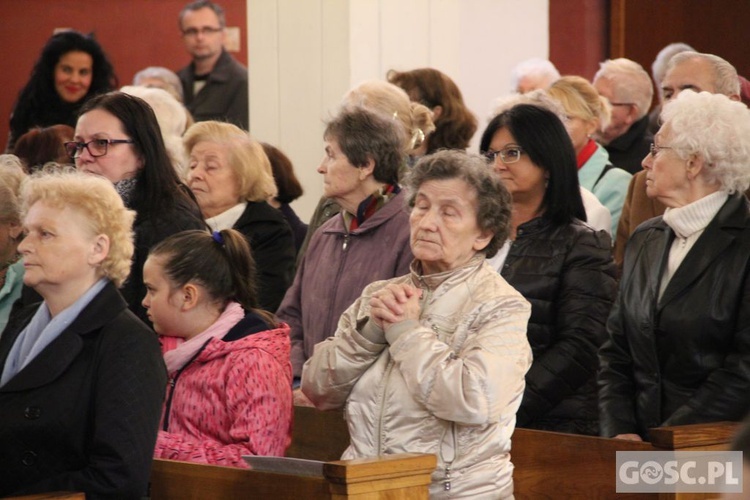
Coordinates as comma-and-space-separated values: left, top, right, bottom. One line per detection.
369, 283, 423, 332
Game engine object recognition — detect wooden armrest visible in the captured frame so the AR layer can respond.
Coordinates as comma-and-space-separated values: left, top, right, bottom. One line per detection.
649, 421, 741, 449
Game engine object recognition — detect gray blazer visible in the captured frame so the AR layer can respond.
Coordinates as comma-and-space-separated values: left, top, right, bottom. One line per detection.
178, 49, 249, 130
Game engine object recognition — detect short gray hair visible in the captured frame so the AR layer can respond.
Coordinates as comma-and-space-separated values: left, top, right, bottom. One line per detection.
405, 150, 512, 258
324, 106, 405, 186
594, 58, 654, 119
667, 52, 740, 97
510, 58, 560, 92
132, 66, 184, 102
489, 88, 568, 124
651, 42, 695, 85
663, 91, 750, 194
179, 0, 226, 28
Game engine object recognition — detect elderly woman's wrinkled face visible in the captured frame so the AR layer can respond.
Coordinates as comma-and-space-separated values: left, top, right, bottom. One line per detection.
187, 141, 242, 219
409, 178, 492, 275
75, 109, 142, 184
54, 50, 93, 104
317, 137, 369, 207
641, 124, 690, 207
18, 202, 104, 297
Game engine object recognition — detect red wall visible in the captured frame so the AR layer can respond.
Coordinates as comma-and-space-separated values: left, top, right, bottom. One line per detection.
549, 0, 608, 81
0, 0, 247, 148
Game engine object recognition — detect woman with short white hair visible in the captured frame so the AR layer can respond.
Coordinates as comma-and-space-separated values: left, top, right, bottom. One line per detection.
599, 91, 750, 441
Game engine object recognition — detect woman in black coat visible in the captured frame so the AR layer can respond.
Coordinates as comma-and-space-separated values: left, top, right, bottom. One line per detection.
70, 91, 206, 324
0, 171, 166, 498
598, 91, 750, 441
184, 121, 295, 312
480, 104, 617, 435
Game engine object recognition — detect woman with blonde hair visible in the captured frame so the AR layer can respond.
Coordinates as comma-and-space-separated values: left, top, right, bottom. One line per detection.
184, 120, 295, 312
548, 76, 632, 235
0, 169, 166, 498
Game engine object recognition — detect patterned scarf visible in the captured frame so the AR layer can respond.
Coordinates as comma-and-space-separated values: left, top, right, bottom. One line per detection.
114, 177, 138, 207
343, 184, 400, 232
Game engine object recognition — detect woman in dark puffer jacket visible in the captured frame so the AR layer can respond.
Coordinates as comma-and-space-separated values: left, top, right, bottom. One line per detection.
480, 104, 617, 435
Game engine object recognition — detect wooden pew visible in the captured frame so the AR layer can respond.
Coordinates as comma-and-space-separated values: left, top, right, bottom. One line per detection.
287, 406, 741, 500
4, 494, 84, 500
149, 453, 436, 500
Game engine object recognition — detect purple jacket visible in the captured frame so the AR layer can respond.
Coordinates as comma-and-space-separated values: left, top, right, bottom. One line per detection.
277, 190, 413, 377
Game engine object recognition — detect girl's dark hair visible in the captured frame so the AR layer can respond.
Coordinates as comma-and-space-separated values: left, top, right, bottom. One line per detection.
150, 229, 275, 323
387, 67, 477, 153
479, 103, 586, 225
79, 91, 194, 217
14, 124, 74, 172
10, 31, 117, 147
262, 143, 303, 204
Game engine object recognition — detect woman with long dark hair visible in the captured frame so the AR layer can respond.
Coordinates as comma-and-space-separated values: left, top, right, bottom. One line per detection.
480, 104, 617, 435
70, 91, 205, 323
7, 30, 116, 151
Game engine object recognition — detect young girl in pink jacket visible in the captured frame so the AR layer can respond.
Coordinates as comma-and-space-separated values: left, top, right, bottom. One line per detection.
143, 229, 293, 467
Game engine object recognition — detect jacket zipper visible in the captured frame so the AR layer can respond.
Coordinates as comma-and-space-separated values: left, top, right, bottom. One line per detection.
376, 361, 395, 456
440, 422, 457, 491
162, 342, 210, 431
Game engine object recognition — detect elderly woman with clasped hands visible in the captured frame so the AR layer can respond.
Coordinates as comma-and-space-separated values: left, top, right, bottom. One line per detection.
302, 150, 532, 499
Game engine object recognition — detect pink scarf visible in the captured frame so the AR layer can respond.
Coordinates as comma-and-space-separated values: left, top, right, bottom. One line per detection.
161, 301, 245, 375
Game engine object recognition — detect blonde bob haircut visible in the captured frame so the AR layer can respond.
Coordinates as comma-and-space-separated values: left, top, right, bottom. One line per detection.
343, 80, 435, 155
21, 167, 136, 287
183, 121, 277, 202
548, 75, 612, 130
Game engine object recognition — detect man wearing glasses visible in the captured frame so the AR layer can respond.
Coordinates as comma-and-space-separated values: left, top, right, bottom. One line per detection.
592, 58, 654, 175
177, 0, 249, 130
613, 52, 743, 269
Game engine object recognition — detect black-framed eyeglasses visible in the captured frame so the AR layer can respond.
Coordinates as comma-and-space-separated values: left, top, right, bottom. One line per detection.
483, 146, 524, 165
649, 143, 673, 157
64, 139, 134, 159
182, 26, 223, 37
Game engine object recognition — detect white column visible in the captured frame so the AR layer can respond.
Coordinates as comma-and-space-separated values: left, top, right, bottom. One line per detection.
249, 0, 549, 222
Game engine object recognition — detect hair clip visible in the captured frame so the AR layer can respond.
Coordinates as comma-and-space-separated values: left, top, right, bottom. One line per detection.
212, 230, 225, 246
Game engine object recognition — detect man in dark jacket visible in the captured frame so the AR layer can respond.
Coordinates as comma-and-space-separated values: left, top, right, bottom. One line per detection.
593, 58, 654, 175
177, 1, 248, 129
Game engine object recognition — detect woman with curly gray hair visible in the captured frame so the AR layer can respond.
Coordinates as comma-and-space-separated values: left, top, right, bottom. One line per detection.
599, 91, 750, 441
302, 150, 532, 498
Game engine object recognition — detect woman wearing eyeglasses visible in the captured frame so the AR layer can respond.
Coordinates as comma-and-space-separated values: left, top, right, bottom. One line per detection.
70, 91, 205, 324
598, 91, 750, 441
480, 103, 617, 435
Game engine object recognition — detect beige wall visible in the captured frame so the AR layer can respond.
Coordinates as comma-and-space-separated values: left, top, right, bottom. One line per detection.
248, 0, 549, 221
